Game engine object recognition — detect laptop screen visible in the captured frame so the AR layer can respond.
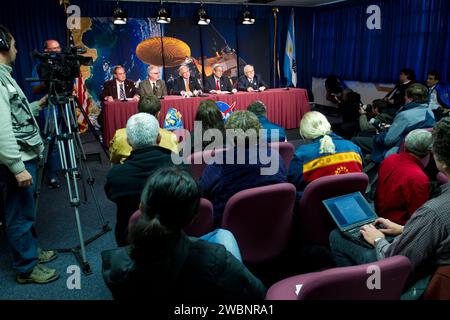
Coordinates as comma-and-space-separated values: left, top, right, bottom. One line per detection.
323, 192, 377, 230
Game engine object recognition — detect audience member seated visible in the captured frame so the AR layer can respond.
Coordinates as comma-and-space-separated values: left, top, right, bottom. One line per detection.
358, 99, 393, 136
105, 113, 182, 246
204, 64, 236, 94
376, 129, 432, 225
352, 83, 435, 163
102, 167, 266, 300
171, 65, 203, 96
427, 70, 450, 121
100, 65, 139, 102
190, 100, 225, 153
237, 64, 268, 92
383, 68, 416, 116
138, 65, 168, 98
329, 118, 450, 289
200, 111, 287, 226
334, 89, 362, 139
325, 74, 344, 104
288, 111, 363, 199
247, 100, 286, 143
109, 95, 178, 164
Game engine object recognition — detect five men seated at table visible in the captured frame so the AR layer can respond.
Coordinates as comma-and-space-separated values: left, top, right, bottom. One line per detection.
138, 65, 168, 98
101, 63, 271, 101
101, 65, 139, 102
204, 64, 236, 94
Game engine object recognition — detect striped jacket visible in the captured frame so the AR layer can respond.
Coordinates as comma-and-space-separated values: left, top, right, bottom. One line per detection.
288, 133, 363, 198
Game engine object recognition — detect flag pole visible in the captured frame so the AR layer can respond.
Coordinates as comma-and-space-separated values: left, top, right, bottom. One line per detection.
272, 7, 279, 87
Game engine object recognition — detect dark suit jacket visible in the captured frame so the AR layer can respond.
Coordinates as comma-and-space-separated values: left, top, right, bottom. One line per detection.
171, 76, 202, 95
204, 75, 233, 93
101, 79, 138, 101
237, 74, 268, 91
385, 81, 415, 111
138, 79, 168, 97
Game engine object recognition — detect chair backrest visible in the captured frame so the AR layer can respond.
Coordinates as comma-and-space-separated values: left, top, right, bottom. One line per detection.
266, 256, 411, 300
221, 183, 296, 264
127, 198, 214, 238
268, 142, 295, 170
183, 198, 214, 237
297, 172, 369, 246
437, 172, 448, 185
187, 148, 226, 180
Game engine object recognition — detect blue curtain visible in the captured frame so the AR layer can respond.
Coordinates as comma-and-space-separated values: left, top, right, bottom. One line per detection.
312, 0, 450, 83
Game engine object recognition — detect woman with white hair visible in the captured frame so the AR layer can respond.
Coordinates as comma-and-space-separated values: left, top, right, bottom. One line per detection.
288, 111, 364, 198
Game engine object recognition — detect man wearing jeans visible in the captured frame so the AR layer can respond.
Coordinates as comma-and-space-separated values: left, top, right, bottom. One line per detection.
0, 25, 59, 284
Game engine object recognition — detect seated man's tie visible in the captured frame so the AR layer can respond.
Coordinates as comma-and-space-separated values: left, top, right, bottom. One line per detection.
119, 83, 126, 100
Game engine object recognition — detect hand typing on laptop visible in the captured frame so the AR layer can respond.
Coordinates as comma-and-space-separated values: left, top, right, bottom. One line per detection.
360, 218, 404, 246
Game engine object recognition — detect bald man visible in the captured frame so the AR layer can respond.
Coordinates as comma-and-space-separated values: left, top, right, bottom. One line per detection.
170, 65, 202, 96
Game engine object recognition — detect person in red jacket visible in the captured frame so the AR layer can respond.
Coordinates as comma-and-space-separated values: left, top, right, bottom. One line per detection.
375, 129, 433, 224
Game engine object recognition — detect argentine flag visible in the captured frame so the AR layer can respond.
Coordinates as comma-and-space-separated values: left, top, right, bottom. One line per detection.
284, 9, 297, 87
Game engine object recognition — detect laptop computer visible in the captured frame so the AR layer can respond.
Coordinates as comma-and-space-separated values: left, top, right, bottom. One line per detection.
323, 192, 379, 248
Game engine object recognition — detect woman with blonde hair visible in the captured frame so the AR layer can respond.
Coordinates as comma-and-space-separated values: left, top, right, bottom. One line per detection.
288, 111, 363, 198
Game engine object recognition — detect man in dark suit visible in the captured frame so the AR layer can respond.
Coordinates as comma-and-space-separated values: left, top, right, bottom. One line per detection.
237, 64, 268, 92
383, 68, 416, 116
204, 64, 236, 94
171, 65, 202, 97
101, 65, 139, 102
138, 65, 168, 98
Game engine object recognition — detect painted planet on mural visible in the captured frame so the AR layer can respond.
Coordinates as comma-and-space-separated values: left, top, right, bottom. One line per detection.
136, 37, 191, 67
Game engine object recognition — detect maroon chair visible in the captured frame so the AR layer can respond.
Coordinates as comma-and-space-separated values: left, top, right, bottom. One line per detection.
187, 148, 227, 180
127, 198, 214, 238
268, 142, 295, 170
437, 172, 448, 185
297, 172, 369, 246
266, 256, 411, 300
221, 183, 296, 264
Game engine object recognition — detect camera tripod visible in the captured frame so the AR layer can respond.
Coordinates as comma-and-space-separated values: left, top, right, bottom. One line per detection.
35, 93, 111, 275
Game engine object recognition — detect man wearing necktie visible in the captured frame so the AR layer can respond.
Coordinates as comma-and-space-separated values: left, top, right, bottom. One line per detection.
101, 65, 139, 102
170, 65, 202, 96
204, 64, 235, 94
138, 65, 168, 98
237, 64, 268, 92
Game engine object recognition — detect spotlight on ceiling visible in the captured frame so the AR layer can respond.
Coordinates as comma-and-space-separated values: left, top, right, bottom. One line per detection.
113, 1, 127, 25
242, 8, 255, 25
197, 7, 210, 26
157, 1, 171, 24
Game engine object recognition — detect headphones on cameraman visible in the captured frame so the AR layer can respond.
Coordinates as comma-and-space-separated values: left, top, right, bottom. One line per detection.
0, 28, 10, 52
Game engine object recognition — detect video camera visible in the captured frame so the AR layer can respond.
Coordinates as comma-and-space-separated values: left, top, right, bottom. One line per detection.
33, 47, 93, 102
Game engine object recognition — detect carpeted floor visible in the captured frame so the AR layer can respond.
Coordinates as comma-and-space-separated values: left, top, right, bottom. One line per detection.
0, 134, 116, 300
0, 107, 341, 300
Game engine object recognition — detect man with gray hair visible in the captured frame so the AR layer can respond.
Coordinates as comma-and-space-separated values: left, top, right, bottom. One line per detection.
204, 64, 235, 94
375, 128, 433, 225
138, 65, 168, 98
171, 65, 202, 96
105, 113, 180, 245
237, 64, 267, 92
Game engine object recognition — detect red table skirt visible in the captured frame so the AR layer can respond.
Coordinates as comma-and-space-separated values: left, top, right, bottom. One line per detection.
102, 88, 310, 145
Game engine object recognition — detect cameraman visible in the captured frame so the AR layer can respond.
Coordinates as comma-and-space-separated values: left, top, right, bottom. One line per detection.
358, 99, 393, 135
0, 25, 59, 284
